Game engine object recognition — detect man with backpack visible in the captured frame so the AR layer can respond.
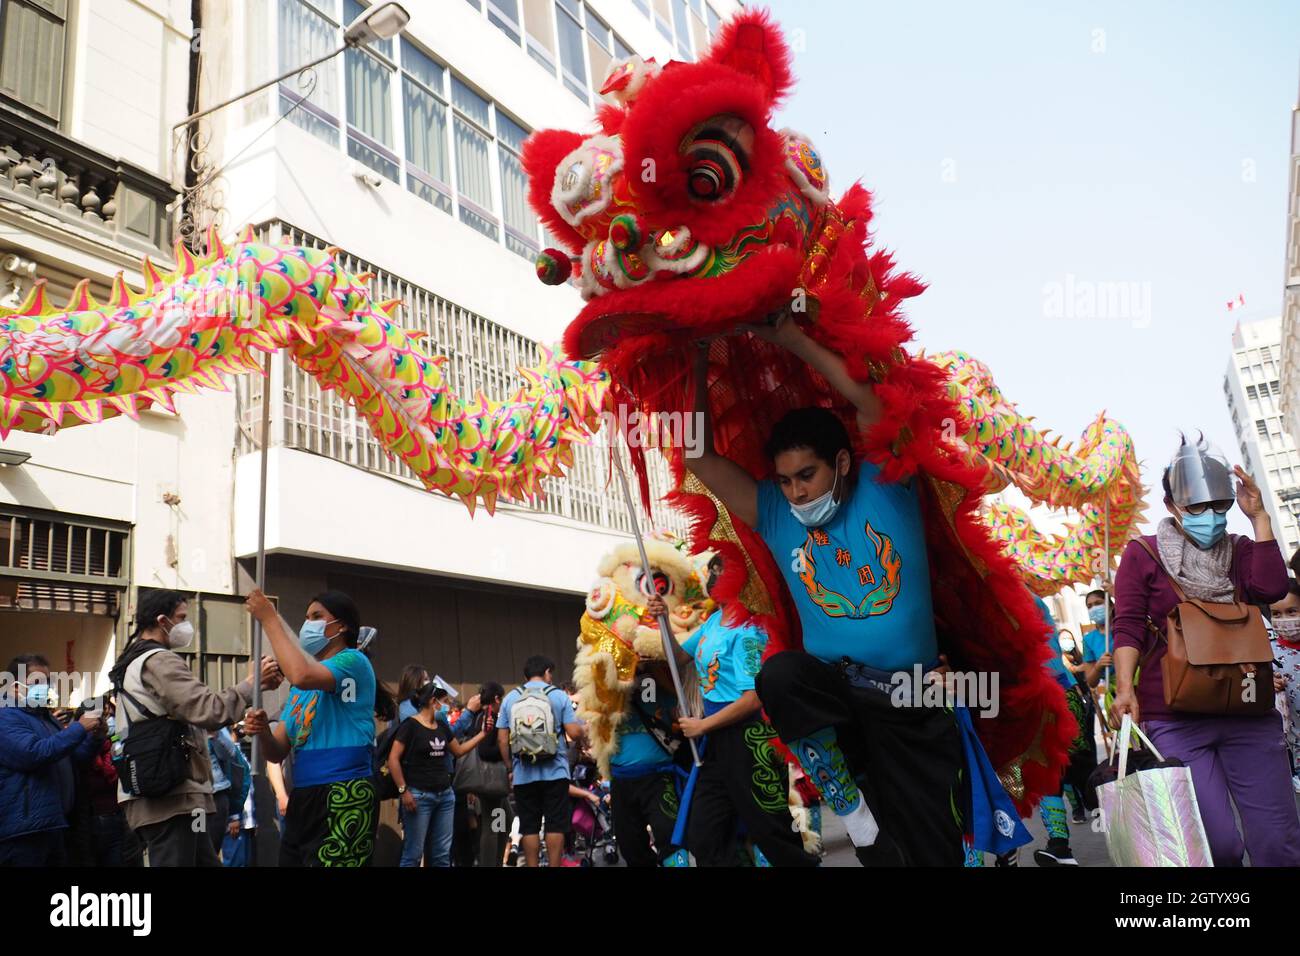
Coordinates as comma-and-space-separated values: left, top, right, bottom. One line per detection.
497, 656, 583, 867
108, 590, 281, 866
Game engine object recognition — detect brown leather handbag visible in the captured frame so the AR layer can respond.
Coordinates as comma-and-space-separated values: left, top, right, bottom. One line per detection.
1137, 538, 1275, 716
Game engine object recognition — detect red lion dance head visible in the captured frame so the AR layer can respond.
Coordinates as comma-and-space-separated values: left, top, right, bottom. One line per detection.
524, 9, 1071, 812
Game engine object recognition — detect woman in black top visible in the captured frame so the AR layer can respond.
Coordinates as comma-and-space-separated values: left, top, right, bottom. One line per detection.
389, 685, 485, 867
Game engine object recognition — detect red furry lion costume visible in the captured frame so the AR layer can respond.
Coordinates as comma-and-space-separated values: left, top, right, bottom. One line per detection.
523, 9, 1070, 813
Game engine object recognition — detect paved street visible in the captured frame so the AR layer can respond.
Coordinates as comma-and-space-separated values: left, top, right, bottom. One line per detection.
821, 803, 1112, 867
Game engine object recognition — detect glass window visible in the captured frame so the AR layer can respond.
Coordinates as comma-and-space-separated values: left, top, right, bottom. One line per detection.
691, 9, 709, 54
632, 0, 649, 14
1273, 380, 1283, 396
1247, 384, 1259, 401
401, 43, 451, 213
487, 0, 522, 45
451, 79, 498, 240
1258, 419, 1270, 438
614, 35, 633, 62
556, 0, 580, 15
706, 3, 721, 35
279, 0, 342, 146
498, 112, 540, 259
673, 0, 692, 56
523, 0, 557, 72
555, 2, 588, 101
452, 76, 491, 126
0, 0, 69, 124
653, 0, 673, 41
402, 38, 444, 90
344, 1, 397, 181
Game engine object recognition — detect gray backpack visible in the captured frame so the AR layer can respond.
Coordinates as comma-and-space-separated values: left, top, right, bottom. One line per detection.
508, 685, 559, 764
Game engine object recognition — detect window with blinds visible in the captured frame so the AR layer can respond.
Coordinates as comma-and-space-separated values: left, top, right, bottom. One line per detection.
344, 0, 399, 181
0, 0, 68, 124
279, 0, 343, 146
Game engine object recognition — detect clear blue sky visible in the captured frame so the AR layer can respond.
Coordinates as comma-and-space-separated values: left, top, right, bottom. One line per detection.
764, 0, 1299, 535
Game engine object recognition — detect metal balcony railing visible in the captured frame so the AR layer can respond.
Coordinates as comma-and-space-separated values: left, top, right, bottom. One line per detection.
0, 108, 176, 255
235, 220, 686, 538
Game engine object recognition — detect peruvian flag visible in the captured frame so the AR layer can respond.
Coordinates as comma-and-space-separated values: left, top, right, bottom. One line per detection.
1226, 293, 1245, 312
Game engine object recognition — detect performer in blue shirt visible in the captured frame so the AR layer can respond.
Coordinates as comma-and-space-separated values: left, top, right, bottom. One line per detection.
649, 555, 818, 867
688, 319, 969, 866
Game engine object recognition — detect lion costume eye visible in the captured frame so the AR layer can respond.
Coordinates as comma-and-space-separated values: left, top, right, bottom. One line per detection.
682, 115, 754, 203
637, 569, 673, 598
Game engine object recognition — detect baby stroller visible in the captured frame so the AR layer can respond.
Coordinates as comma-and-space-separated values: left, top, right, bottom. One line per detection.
567, 759, 617, 866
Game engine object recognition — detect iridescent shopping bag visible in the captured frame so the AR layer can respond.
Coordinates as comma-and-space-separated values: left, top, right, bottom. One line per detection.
1097, 715, 1213, 867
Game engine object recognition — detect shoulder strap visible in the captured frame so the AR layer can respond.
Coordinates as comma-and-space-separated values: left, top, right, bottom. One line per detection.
1136, 537, 1189, 603
116, 648, 170, 729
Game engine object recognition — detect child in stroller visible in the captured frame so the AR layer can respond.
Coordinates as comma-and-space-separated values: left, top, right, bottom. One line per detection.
565, 757, 617, 866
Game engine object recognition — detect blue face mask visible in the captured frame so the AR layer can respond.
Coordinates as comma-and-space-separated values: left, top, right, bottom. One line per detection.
298, 618, 337, 657
21, 682, 54, 708
438, 704, 450, 719
1087, 606, 1107, 627
1179, 510, 1227, 550
789, 466, 844, 528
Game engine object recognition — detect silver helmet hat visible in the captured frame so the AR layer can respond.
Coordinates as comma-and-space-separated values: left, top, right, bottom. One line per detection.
1167, 436, 1234, 508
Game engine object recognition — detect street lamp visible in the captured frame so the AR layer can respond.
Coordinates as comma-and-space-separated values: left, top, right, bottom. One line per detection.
170, 2, 411, 134
344, 1, 411, 46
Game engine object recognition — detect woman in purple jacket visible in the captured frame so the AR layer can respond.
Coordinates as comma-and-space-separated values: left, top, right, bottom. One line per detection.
1110, 437, 1300, 866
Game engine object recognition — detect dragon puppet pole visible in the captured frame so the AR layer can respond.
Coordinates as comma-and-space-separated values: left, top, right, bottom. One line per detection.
1103, 496, 1112, 689
250, 352, 272, 775
610, 452, 703, 768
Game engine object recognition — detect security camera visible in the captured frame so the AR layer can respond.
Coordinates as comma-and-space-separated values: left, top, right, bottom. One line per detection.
353, 166, 383, 189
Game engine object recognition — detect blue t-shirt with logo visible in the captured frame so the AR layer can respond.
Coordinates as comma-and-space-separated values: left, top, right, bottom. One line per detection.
280, 648, 376, 787
609, 691, 677, 778
679, 611, 767, 704
498, 681, 576, 785
756, 462, 937, 671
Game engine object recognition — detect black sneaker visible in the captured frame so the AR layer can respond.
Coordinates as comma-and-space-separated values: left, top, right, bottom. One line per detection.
1071, 806, 1087, 825
1033, 838, 1079, 866
994, 849, 1018, 867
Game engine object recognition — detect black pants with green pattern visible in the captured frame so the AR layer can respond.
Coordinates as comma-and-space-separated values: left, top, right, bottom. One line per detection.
610, 771, 680, 866
279, 776, 377, 867
687, 716, 820, 867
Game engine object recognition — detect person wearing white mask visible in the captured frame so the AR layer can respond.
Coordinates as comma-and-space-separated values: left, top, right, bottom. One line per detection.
241, 589, 383, 866
1269, 580, 1300, 793
689, 321, 968, 867
108, 589, 282, 866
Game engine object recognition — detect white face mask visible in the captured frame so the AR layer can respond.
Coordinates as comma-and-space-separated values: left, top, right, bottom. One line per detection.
789, 464, 845, 528
164, 617, 195, 651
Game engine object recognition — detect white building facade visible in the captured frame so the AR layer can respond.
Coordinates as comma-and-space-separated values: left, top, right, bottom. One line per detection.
0, 0, 742, 705
1224, 317, 1300, 559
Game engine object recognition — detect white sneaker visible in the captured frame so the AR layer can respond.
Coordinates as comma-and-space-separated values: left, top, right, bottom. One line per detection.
1291, 774, 1300, 794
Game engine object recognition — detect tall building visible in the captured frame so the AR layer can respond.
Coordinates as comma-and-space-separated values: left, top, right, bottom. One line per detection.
1224, 317, 1300, 558
0, 0, 194, 701
0, 0, 742, 706
1279, 69, 1300, 444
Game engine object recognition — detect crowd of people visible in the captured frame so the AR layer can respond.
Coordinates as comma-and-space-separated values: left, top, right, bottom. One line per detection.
2, 317, 1300, 868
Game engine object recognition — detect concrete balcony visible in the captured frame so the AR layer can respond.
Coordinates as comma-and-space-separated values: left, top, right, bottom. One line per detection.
0, 106, 176, 258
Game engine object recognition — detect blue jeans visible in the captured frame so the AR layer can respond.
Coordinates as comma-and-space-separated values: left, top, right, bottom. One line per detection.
399, 787, 455, 867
